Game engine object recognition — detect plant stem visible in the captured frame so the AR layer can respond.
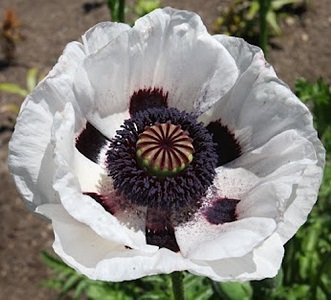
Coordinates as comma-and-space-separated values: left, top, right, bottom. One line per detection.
259, 0, 271, 57
118, 0, 125, 23
106, 0, 125, 22
106, 0, 115, 20
171, 271, 185, 300
251, 270, 282, 299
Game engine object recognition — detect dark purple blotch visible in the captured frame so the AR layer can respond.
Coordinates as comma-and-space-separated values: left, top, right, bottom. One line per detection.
145, 208, 180, 252
206, 121, 242, 167
129, 88, 168, 116
76, 122, 109, 165
204, 198, 240, 225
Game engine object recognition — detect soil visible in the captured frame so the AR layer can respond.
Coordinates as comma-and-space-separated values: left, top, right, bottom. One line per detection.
0, 0, 330, 299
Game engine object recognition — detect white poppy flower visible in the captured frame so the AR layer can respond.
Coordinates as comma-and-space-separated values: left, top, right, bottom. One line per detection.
8, 7, 325, 282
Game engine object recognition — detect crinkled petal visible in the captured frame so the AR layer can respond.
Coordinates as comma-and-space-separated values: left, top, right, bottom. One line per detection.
176, 128, 321, 259
8, 41, 87, 210
276, 162, 324, 243
77, 7, 238, 139
176, 216, 276, 261
36, 204, 206, 281
7, 8, 325, 283
202, 35, 324, 155
200, 35, 325, 243
51, 103, 151, 248
175, 167, 276, 260
38, 203, 283, 282
82, 22, 131, 55
190, 233, 284, 281
229, 130, 324, 242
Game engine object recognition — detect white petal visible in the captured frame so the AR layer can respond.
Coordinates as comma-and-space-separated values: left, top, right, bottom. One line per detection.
230, 130, 317, 177
176, 216, 276, 261
80, 7, 238, 124
192, 233, 284, 281
201, 35, 321, 153
37, 204, 202, 281
199, 35, 325, 244
8, 41, 86, 210
82, 22, 131, 55
213, 167, 259, 199
73, 149, 106, 193
51, 103, 140, 247
37, 204, 125, 268
86, 110, 130, 140
229, 129, 324, 242
175, 167, 264, 260
276, 163, 324, 243
8, 99, 58, 210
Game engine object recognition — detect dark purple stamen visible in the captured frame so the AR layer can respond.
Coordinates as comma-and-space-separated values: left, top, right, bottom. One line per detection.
206, 121, 242, 166
107, 107, 218, 216
129, 88, 168, 116
204, 198, 240, 225
76, 122, 110, 165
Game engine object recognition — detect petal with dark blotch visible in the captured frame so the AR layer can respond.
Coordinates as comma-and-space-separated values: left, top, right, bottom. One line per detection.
145, 207, 180, 252
204, 198, 240, 225
129, 88, 168, 116
206, 121, 242, 166
76, 122, 109, 165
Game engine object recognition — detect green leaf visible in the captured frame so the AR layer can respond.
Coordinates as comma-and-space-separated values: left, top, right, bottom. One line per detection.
266, 10, 282, 35
72, 280, 88, 299
272, 0, 301, 11
26, 68, 38, 92
216, 282, 252, 300
61, 273, 81, 293
0, 83, 28, 97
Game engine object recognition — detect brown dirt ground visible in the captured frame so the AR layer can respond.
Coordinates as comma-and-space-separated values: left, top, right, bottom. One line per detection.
0, 0, 330, 299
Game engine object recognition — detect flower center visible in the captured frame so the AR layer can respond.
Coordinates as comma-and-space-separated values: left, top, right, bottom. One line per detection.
136, 121, 195, 178
106, 107, 218, 212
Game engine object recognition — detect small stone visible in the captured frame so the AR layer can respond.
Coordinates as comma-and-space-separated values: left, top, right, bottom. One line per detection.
301, 33, 309, 42
285, 16, 295, 26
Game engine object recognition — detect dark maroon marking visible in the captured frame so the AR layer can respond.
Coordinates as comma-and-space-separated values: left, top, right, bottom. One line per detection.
206, 121, 242, 166
145, 208, 180, 252
76, 122, 109, 164
204, 198, 240, 225
129, 88, 168, 116
83, 192, 117, 215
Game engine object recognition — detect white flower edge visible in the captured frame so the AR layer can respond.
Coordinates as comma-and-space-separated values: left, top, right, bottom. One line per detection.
74, 7, 240, 139
7, 7, 325, 282
201, 34, 325, 244
37, 202, 284, 282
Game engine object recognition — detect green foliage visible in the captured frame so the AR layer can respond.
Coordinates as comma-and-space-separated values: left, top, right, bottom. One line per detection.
0, 67, 43, 98
41, 251, 173, 300
214, 0, 307, 45
0, 68, 44, 118
134, 0, 160, 19
106, 0, 126, 22
106, 0, 160, 24
296, 78, 331, 154
276, 78, 331, 300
